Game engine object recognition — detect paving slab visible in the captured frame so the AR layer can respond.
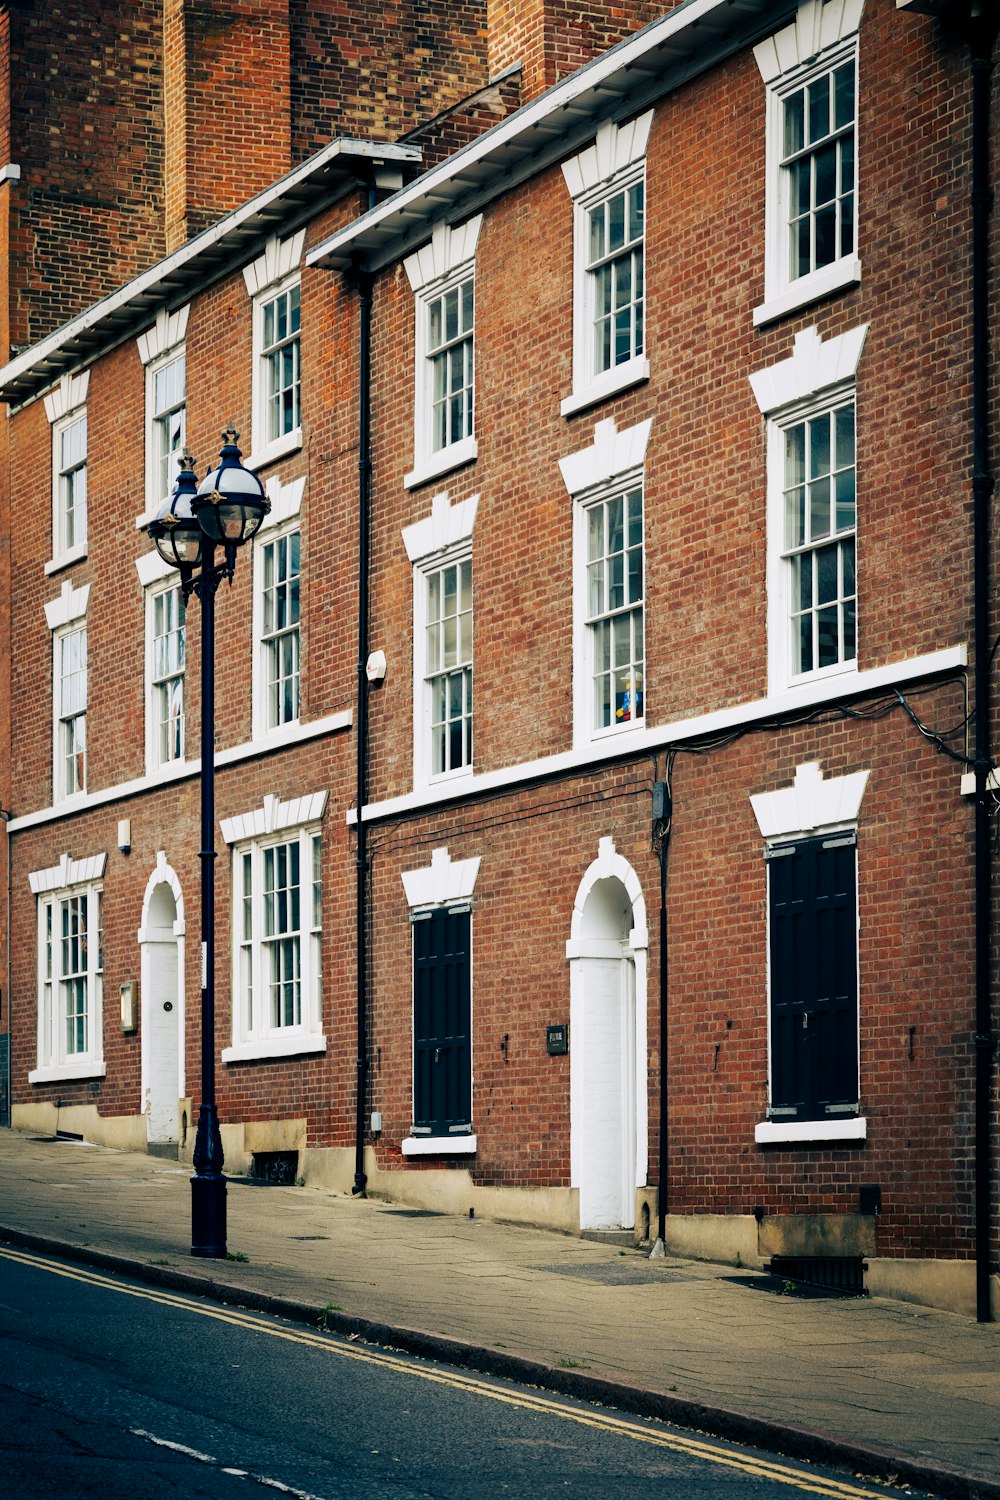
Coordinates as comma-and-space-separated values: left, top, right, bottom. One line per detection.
0, 1129, 997, 1499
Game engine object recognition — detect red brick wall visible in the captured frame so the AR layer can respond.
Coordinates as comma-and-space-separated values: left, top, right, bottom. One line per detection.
164, 0, 292, 253
487, 0, 667, 103
289, 0, 490, 163
4, 0, 165, 347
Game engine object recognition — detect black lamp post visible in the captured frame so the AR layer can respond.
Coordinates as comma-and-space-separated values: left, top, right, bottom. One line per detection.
149, 430, 269, 1258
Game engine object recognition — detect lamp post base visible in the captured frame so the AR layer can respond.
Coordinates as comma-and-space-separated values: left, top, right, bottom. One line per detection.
191, 1171, 228, 1258
191, 1102, 227, 1258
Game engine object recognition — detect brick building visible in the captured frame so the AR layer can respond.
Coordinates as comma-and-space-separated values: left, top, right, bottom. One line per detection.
0, 0, 997, 1318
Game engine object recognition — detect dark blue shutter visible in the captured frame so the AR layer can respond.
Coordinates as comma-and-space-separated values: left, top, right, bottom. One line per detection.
413, 907, 471, 1135
769, 836, 858, 1119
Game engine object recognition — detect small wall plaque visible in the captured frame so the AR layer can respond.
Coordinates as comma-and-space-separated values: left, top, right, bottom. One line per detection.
120, 981, 138, 1033
546, 1023, 568, 1056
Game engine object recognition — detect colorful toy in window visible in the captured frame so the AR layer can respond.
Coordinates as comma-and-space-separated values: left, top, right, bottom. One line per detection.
617, 678, 642, 723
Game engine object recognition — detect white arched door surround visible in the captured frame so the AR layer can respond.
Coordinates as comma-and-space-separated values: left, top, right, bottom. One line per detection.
567, 837, 648, 1230
138, 853, 186, 1149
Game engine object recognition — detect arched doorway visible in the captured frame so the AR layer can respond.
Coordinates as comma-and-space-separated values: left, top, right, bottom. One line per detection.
138, 855, 185, 1153
567, 838, 648, 1230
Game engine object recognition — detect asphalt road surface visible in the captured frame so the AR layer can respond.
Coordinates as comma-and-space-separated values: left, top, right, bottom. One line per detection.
0, 1245, 935, 1500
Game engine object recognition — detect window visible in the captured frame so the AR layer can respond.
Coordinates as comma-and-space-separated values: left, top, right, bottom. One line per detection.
44, 372, 90, 571
425, 557, 472, 777
412, 905, 472, 1139
782, 401, 856, 677
403, 216, 482, 489
29, 853, 106, 1084
261, 281, 301, 445
766, 833, 858, 1123
136, 305, 190, 522
402, 489, 479, 788
221, 792, 327, 1064
244, 232, 305, 466
426, 278, 473, 455
561, 112, 652, 416
585, 484, 644, 732
55, 413, 88, 556
258, 527, 301, 732
400, 846, 480, 1156
586, 179, 644, 380
782, 60, 856, 287
56, 625, 87, 797
150, 351, 186, 504
753, 1, 863, 326
749, 323, 867, 696
45, 580, 90, 801
750, 761, 868, 1145
560, 416, 651, 747
150, 581, 186, 767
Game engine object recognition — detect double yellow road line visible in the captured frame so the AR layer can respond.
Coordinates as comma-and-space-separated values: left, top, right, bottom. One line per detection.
0, 1245, 908, 1500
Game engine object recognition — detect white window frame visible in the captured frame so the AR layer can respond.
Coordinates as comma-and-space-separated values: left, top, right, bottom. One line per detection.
403, 217, 481, 490
44, 371, 90, 574
750, 761, 868, 1145
251, 483, 302, 741
136, 305, 190, 523
559, 418, 651, 749
753, 0, 864, 328
148, 577, 187, 772
243, 232, 305, 470
28, 852, 107, 1084
136, 548, 188, 774
750, 324, 867, 698
400, 847, 481, 1157
45, 579, 90, 803
403, 490, 478, 789
221, 792, 327, 1064
561, 111, 652, 417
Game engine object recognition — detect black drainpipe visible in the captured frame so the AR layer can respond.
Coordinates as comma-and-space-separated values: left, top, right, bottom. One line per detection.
968, 8, 998, 1323
352, 254, 374, 1197
652, 767, 672, 1252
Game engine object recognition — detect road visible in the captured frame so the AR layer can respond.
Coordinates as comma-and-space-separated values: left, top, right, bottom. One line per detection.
0, 1245, 935, 1500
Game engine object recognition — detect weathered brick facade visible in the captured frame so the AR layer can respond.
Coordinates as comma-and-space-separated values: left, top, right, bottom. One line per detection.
0, 0, 997, 1316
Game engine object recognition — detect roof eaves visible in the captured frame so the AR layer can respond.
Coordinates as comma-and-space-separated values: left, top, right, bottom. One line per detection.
307, 0, 787, 276
0, 136, 421, 409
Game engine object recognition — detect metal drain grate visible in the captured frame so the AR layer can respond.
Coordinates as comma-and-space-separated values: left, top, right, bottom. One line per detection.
249, 1150, 299, 1185
768, 1255, 866, 1295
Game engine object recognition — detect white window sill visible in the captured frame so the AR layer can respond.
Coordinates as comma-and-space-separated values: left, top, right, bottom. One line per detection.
753, 258, 862, 329
561, 355, 649, 418
249, 719, 301, 754
245, 428, 302, 473
222, 1034, 326, 1065
771, 658, 857, 700
44, 543, 89, 576
755, 1116, 866, 1145
54, 788, 90, 810
579, 719, 647, 753
402, 1133, 477, 1157
417, 764, 474, 794
147, 755, 191, 780
29, 1060, 107, 1085
404, 436, 478, 491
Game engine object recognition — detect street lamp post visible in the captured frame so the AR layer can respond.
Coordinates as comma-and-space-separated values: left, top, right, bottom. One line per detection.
149, 431, 269, 1258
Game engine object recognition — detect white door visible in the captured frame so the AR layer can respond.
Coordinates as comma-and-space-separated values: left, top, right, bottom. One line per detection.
575, 953, 635, 1229
145, 940, 180, 1146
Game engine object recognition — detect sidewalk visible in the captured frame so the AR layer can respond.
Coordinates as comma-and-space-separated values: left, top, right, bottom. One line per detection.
0, 1129, 996, 1500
